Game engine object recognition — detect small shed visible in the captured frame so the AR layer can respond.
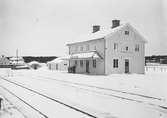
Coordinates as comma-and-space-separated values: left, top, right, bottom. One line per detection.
28, 61, 41, 70
47, 58, 69, 71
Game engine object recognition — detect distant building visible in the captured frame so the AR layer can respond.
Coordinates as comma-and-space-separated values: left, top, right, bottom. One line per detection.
10, 56, 25, 66
0, 55, 11, 68
47, 57, 69, 71
28, 61, 41, 70
66, 20, 146, 75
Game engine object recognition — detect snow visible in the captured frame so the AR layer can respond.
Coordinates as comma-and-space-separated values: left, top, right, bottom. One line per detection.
0, 66, 167, 118
71, 51, 101, 59
67, 23, 126, 45
47, 57, 64, 64
10, 57, 23, 61
0, 95, 25, 118
28, 61, 40, 65
67, 23, 146, 45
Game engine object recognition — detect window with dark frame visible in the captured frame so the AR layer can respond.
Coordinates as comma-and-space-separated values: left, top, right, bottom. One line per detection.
114, 43, 118, 50
56, 64, 58, 70
94, 45, 96, 50
125, 31, 129, 35
75, 60, 77, 66
113, 59, 118, 68
126, 46, 128, 51
93, 60, 96, 68
80, 60, 83, 67
135, 44, 139, 52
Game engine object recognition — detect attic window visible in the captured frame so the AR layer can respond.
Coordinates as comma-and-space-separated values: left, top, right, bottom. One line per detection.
135, 44, 139, 52
125, 31, 129, 35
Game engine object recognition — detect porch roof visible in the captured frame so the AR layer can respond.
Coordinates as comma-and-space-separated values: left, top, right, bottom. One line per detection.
62, 51, 103, 60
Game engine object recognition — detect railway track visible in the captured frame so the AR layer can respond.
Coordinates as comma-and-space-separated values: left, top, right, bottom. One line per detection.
0, 85, 48, 118
0, 76, 114, 118
1, 73, 167, 118
28, 75, 167, 110
37, 75, 162, 100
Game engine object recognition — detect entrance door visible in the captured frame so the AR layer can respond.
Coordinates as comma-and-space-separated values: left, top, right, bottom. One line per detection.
125, 59, 129, 73
86, 60, 89, 73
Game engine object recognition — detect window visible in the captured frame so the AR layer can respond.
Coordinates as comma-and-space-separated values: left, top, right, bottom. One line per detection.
126, 46, 128, 51
114, 43, 118, 50
80, 46, 83, 51
135, 44, 139, 52
113, 59, 118, 68
94, 46, 96, 50
75, 46, 78, 52
125, 31, 129, 35
93, 60, 96, 68
86, 45, 89, 51
75, 60, 77, 66
56, 64, 58, 70
80, 60, 83, 67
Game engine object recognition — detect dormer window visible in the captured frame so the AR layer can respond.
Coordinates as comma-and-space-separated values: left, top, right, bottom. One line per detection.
125, 31, 129, 35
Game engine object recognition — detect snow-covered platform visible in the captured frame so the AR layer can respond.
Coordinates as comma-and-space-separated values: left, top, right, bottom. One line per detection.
0, 67, 167, 118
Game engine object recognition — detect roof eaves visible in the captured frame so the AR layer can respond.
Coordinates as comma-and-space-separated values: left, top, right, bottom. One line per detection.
66, 37, 105, 46
126, 23, 147, 43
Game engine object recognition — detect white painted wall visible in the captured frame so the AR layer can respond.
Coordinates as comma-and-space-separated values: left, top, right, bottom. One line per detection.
105, 25, 145, 74
68, 39, 105, 74
48, 60, 69, 71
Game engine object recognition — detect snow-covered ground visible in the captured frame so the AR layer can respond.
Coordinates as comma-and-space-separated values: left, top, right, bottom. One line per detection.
0, 66, 167, 118
0, 95, 25, 118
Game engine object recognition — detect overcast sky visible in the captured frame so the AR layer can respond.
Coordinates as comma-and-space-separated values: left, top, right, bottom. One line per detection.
0, 0, 167, 56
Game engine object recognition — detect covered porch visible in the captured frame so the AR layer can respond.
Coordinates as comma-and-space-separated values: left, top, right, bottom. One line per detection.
62, 51, 104, 74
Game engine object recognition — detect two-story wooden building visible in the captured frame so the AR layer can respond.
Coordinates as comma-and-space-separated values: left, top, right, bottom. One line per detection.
66, 20, 146, 75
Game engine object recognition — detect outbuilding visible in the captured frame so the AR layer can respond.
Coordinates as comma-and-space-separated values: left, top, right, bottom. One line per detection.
47, 57, 68, 71
28, 61, 41, 70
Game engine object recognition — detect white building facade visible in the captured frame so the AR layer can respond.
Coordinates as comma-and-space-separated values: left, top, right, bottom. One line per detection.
67, 20, 146, 75
0, 56, 11, 65
47, 58, 69, 71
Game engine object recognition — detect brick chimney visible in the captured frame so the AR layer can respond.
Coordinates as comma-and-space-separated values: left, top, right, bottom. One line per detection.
112, 20, 120, 28
92, 25, 100, 33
